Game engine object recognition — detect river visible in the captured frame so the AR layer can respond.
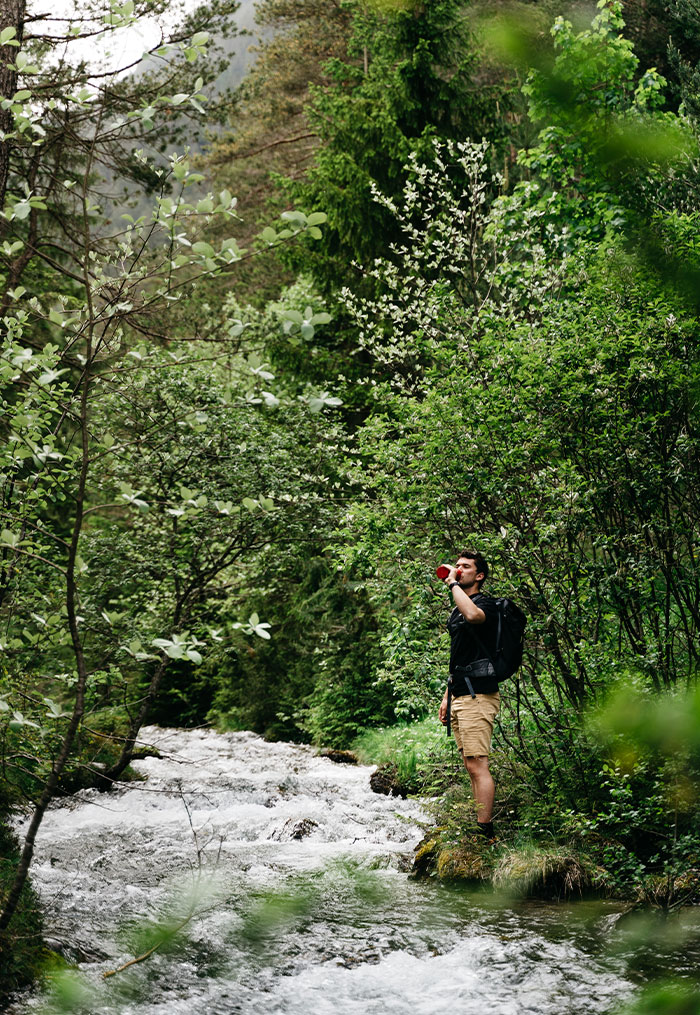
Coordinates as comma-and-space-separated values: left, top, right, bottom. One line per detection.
7, 726, 682, 1013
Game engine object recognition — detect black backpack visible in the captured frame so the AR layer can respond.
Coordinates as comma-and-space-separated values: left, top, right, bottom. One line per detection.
477, 596, 527, 682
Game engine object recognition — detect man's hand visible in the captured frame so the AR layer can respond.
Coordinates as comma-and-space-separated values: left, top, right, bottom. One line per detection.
441, 565, 458, 588
439, 695, 448, 725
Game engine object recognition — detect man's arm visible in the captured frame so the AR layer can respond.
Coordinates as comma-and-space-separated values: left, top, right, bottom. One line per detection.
444, 567, 486, 623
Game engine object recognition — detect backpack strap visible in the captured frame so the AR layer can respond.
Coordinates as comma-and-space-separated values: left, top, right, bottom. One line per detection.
453, 665, 484, 693
467, 604, 502, 678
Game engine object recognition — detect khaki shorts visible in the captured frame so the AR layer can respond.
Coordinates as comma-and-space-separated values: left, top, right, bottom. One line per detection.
450, 692, 500, 756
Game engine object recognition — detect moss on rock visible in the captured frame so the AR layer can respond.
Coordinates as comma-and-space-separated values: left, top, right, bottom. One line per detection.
435, 841, 495, 883
411, 829, 496, 884
410, 835, 440, 878
369, 762, 410, 798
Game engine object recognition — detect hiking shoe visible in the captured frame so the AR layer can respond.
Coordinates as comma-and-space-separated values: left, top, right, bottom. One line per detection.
476, 821, 495, 840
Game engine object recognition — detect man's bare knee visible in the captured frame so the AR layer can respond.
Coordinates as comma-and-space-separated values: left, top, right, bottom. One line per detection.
465, 754, 489, 775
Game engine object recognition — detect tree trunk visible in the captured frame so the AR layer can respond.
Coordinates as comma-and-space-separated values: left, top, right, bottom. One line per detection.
0, 0, 26, 211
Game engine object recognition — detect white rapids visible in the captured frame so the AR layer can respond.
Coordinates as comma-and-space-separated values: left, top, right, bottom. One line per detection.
9, 726, 636, 1014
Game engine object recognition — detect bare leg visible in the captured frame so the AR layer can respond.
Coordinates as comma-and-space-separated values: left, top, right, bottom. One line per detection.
464, 754, 495, 823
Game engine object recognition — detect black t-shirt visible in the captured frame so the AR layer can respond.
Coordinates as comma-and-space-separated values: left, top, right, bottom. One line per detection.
447, 593, 500, 696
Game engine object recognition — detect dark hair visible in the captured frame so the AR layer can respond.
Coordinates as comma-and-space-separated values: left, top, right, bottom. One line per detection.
458, 550, 489, 587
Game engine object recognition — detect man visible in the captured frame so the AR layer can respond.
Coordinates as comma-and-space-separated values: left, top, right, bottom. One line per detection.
438, 551, 500, 840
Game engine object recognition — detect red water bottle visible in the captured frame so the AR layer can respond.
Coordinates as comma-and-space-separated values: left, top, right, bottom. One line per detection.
436, 566, 462, 580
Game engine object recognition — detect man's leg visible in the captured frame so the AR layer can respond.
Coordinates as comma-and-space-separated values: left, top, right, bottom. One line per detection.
464, 754, 495, 824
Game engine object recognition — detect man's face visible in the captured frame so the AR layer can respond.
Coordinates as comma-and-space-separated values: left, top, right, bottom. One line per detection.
456, 557, 484, 588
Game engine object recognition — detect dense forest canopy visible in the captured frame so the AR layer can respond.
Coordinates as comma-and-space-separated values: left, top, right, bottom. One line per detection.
0, 0, 699, 1006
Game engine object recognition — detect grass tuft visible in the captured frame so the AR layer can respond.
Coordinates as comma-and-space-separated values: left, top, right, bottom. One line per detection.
352, 718, 461, 793
493, 843, 603, 899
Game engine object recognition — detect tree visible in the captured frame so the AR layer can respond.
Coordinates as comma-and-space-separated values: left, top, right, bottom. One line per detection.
279, 0, 520, 294
204, 0, 355, 304
336, 131, 698, 756
0, 0, 327, 942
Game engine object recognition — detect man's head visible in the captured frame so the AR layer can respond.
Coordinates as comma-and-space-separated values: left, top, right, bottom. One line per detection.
456, 550, 489, 590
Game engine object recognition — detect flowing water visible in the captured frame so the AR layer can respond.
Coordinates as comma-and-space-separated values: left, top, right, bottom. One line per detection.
7, 727, 692, 1013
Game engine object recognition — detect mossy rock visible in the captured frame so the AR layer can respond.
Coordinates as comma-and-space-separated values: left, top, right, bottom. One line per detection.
411, 835, 440, 878
410, 830, 495, 883
320, 749, 358, 765
435, 840, 495, 883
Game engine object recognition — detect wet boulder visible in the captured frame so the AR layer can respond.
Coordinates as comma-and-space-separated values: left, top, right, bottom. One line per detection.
320, 749, 359, 765
410, 831, 494, 884
410, 835, 439, 879
369, 763, 409, 798
270, 818, 319, 841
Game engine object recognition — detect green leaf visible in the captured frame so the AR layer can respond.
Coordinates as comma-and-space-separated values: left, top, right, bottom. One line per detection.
253, 621, 271, 640
281, 210, 306, 225
11, 200, 31, 220
192, 241, 215, 256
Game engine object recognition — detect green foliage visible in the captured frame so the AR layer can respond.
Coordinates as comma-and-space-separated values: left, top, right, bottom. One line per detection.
617, 981, 700, 1015
2, 0, 700, 1005
280, 0, 518, 293
0, 822, 45, 1004
209, 555, 395, 745
0, 0, 343, 940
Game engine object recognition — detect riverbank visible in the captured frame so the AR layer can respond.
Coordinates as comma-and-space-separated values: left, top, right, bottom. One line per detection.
353, 719, 700, 910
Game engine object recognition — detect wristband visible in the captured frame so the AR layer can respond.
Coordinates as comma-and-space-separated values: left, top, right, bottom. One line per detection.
449, 581, 459, 590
